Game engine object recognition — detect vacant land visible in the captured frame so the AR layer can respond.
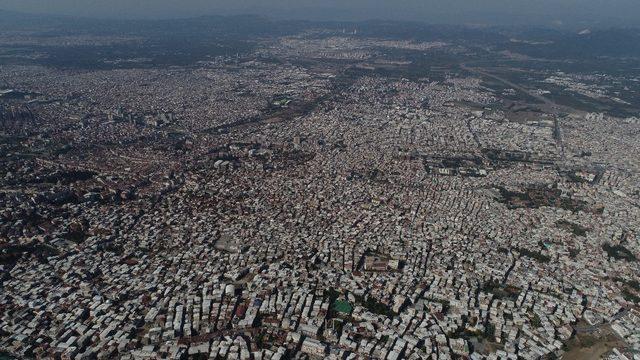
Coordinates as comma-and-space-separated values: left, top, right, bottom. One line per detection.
563, 326, 627, 360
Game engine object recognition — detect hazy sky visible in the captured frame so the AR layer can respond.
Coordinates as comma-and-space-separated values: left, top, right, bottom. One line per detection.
2, 0, 640, 26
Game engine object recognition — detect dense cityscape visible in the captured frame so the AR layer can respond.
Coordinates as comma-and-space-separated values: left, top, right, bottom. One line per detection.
0, 12, 639, 360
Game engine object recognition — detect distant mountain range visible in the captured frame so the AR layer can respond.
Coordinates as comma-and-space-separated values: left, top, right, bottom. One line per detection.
1, 9, 639, 60
1, 6, 639, 30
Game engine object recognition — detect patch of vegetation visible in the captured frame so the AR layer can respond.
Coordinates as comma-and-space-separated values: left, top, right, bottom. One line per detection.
622, 289, 640, 304
496, 186, 598, 214
481, 279, 521, 300
556, 220, 589, 237
463, 328, 484, 339
515, 247, 551, 263
254, 332, 267, 348
569, 248, 580, 259
354, 294, 396, 317
0, 243, 59, 267
622, 279, 639, 291
324, 287, 341, 302
100, 242, 124, 255
612, 277, 640, 304
483, 323, 496, 339
29, 170, 97, 185
603, 243, 637, 262
0, 351, 17, 360
530, 313, 542, 328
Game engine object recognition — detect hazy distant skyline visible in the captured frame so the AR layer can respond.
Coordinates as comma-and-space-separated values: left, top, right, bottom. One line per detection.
2, 0, 640, 26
